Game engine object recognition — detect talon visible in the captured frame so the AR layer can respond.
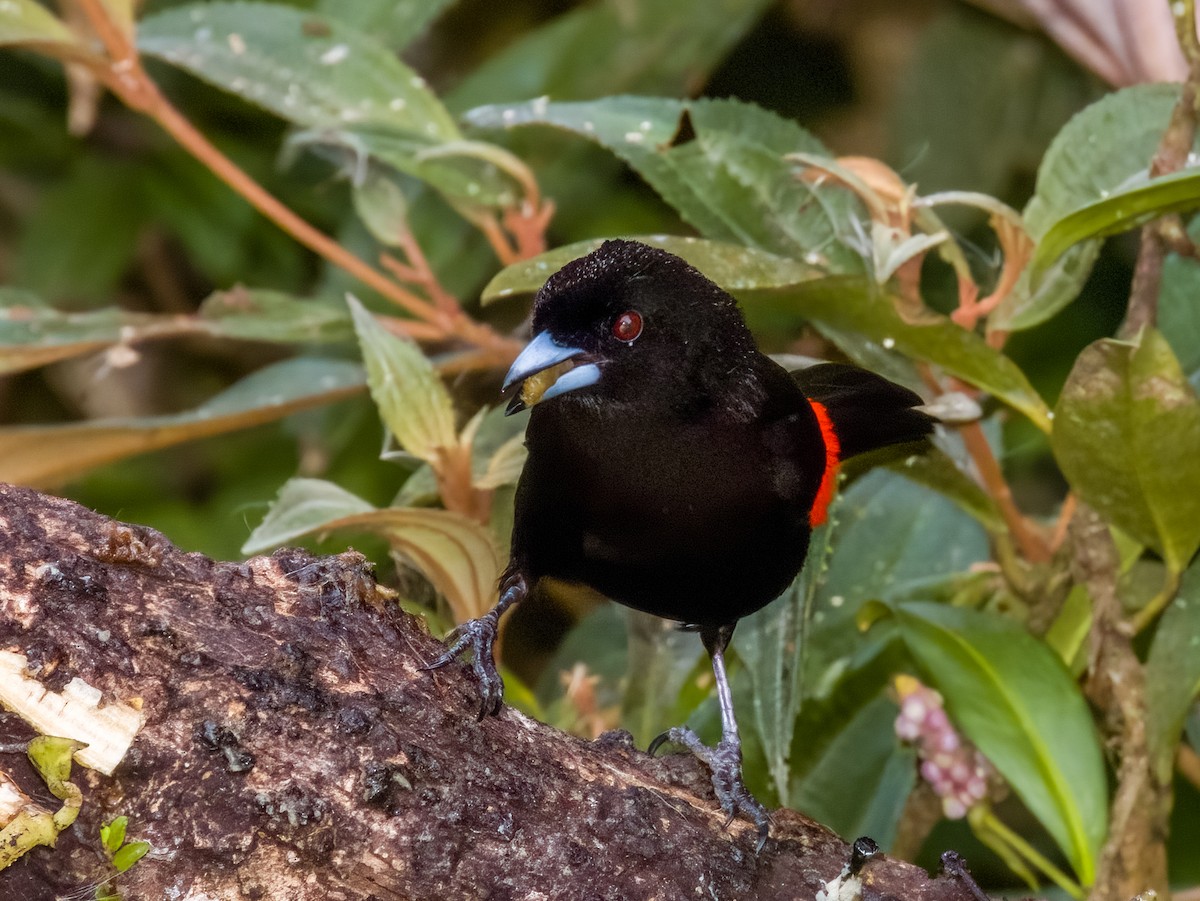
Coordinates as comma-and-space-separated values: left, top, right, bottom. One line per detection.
423, 614, 506, 717
647, 725, 769, 849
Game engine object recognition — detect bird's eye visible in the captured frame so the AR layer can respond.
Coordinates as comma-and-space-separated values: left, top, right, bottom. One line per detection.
611, 310, 643, 343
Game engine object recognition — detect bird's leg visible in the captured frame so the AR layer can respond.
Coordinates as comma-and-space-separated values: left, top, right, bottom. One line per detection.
423, 573, 527, 718
649, 624, 771, 851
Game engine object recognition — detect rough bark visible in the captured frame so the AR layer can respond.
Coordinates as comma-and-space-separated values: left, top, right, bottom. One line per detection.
0, 483, 987, 901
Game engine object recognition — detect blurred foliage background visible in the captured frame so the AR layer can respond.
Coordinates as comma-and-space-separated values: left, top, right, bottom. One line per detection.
0, 0, 1127, 557
3, 1, 1200, 898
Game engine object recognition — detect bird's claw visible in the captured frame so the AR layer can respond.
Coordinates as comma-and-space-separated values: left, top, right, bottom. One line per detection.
649, 726, 771, 852
423, 614, 504, 719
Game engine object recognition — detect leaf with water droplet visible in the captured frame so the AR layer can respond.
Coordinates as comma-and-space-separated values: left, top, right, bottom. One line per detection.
772, 277, 1052, 430
1052, 329, 1200, 572
138, 2, 459, 137
313, 0, 457, 53
995, 83, 1189, 332
466, 96, 866, 272
0, 287, 352, 377
482, 235, 818, 303
1031, 167, 1200, 283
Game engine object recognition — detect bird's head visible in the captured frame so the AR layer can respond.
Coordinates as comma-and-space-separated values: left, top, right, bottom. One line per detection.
503, 240, 757, 415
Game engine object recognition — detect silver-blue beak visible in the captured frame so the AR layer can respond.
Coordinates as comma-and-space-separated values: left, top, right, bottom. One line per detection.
503, 331, 601, 414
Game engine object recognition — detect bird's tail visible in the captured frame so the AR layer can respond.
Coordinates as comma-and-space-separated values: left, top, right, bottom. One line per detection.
791, 362, 935, 526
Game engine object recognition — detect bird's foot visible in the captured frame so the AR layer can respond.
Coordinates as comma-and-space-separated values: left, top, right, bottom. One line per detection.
423, 613, 504, 719
649, 726, 771, 851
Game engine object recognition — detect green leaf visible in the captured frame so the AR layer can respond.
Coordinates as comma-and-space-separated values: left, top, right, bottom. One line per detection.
314, 0, 454, 52
804, 470, 989, 691
1025, 85, 1184, 242
482, 236, 817, 304
28, 735, 83, 798
789, 693, 916, 848
464, 404, 528, 491
111, 840, 151, 873
1043, 585, 1092, 677
296, 128, 522, 209
777, 277, 1052, 431
738, 520, 833, 802
347, 296, 457, 466
1160, 229, 1200, 381
0, 288, 352, 376
0, 358, 365, 487
449, 0, 774, 109
245, 477, 499, 623
990, 241, 1100, 334
996, 83, 1186, 329
0, 736, 85, 864
100, 816, 128, 855
0, 0, 76, 46
886, 447, 1005, 533
623, 611, 707, 745
196, 290, 354, 344
466, 96, 866, 271
242, 478, 376, 553
1033, 168, 1200, 281
353, 167, 411, 247
138, 2, 458, 136
893, 601, 1107, 885
1146, 558, 1200, 783
1052, 330, 1200, 571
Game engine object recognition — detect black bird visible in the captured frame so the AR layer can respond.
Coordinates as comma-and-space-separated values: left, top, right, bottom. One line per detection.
428, 239, 933, 846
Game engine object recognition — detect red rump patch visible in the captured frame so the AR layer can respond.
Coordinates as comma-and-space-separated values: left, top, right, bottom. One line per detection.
808, 400, 840, 527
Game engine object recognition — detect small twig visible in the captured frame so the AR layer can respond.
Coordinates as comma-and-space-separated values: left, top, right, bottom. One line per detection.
1158, 215, 1200, 260
503, 199, 555, 260
475, 212, 522, 266
1121, 0, 1200, 339
1130, 566, 1183, 634
958, 421, 1051, 563
1048, 493, 1078, 556
395, 229, 463, 314
68, 0, 522, 364
1179, 744, 1200, 793
1071, 503, 1170, 900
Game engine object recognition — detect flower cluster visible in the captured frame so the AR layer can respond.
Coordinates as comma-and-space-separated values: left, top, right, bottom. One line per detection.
894, 676, 993, 819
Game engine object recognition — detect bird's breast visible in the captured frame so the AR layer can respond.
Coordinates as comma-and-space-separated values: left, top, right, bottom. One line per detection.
512, 405, 822, 623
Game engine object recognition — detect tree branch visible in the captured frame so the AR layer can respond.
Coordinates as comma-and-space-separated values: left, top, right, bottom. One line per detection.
0, 483, 994, 901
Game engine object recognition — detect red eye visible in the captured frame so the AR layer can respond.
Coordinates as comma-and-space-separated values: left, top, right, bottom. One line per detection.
612, 310, 643, 342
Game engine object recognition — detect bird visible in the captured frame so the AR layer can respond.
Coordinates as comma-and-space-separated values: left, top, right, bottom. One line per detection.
427, 239, 934, 848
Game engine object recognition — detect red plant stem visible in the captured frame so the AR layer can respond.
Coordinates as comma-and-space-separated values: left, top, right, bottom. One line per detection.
71, 0, 521, 362
959, 421, 1051, 563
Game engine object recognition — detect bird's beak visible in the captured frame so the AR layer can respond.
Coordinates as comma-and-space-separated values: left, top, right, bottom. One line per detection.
503, 331, 601, 415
